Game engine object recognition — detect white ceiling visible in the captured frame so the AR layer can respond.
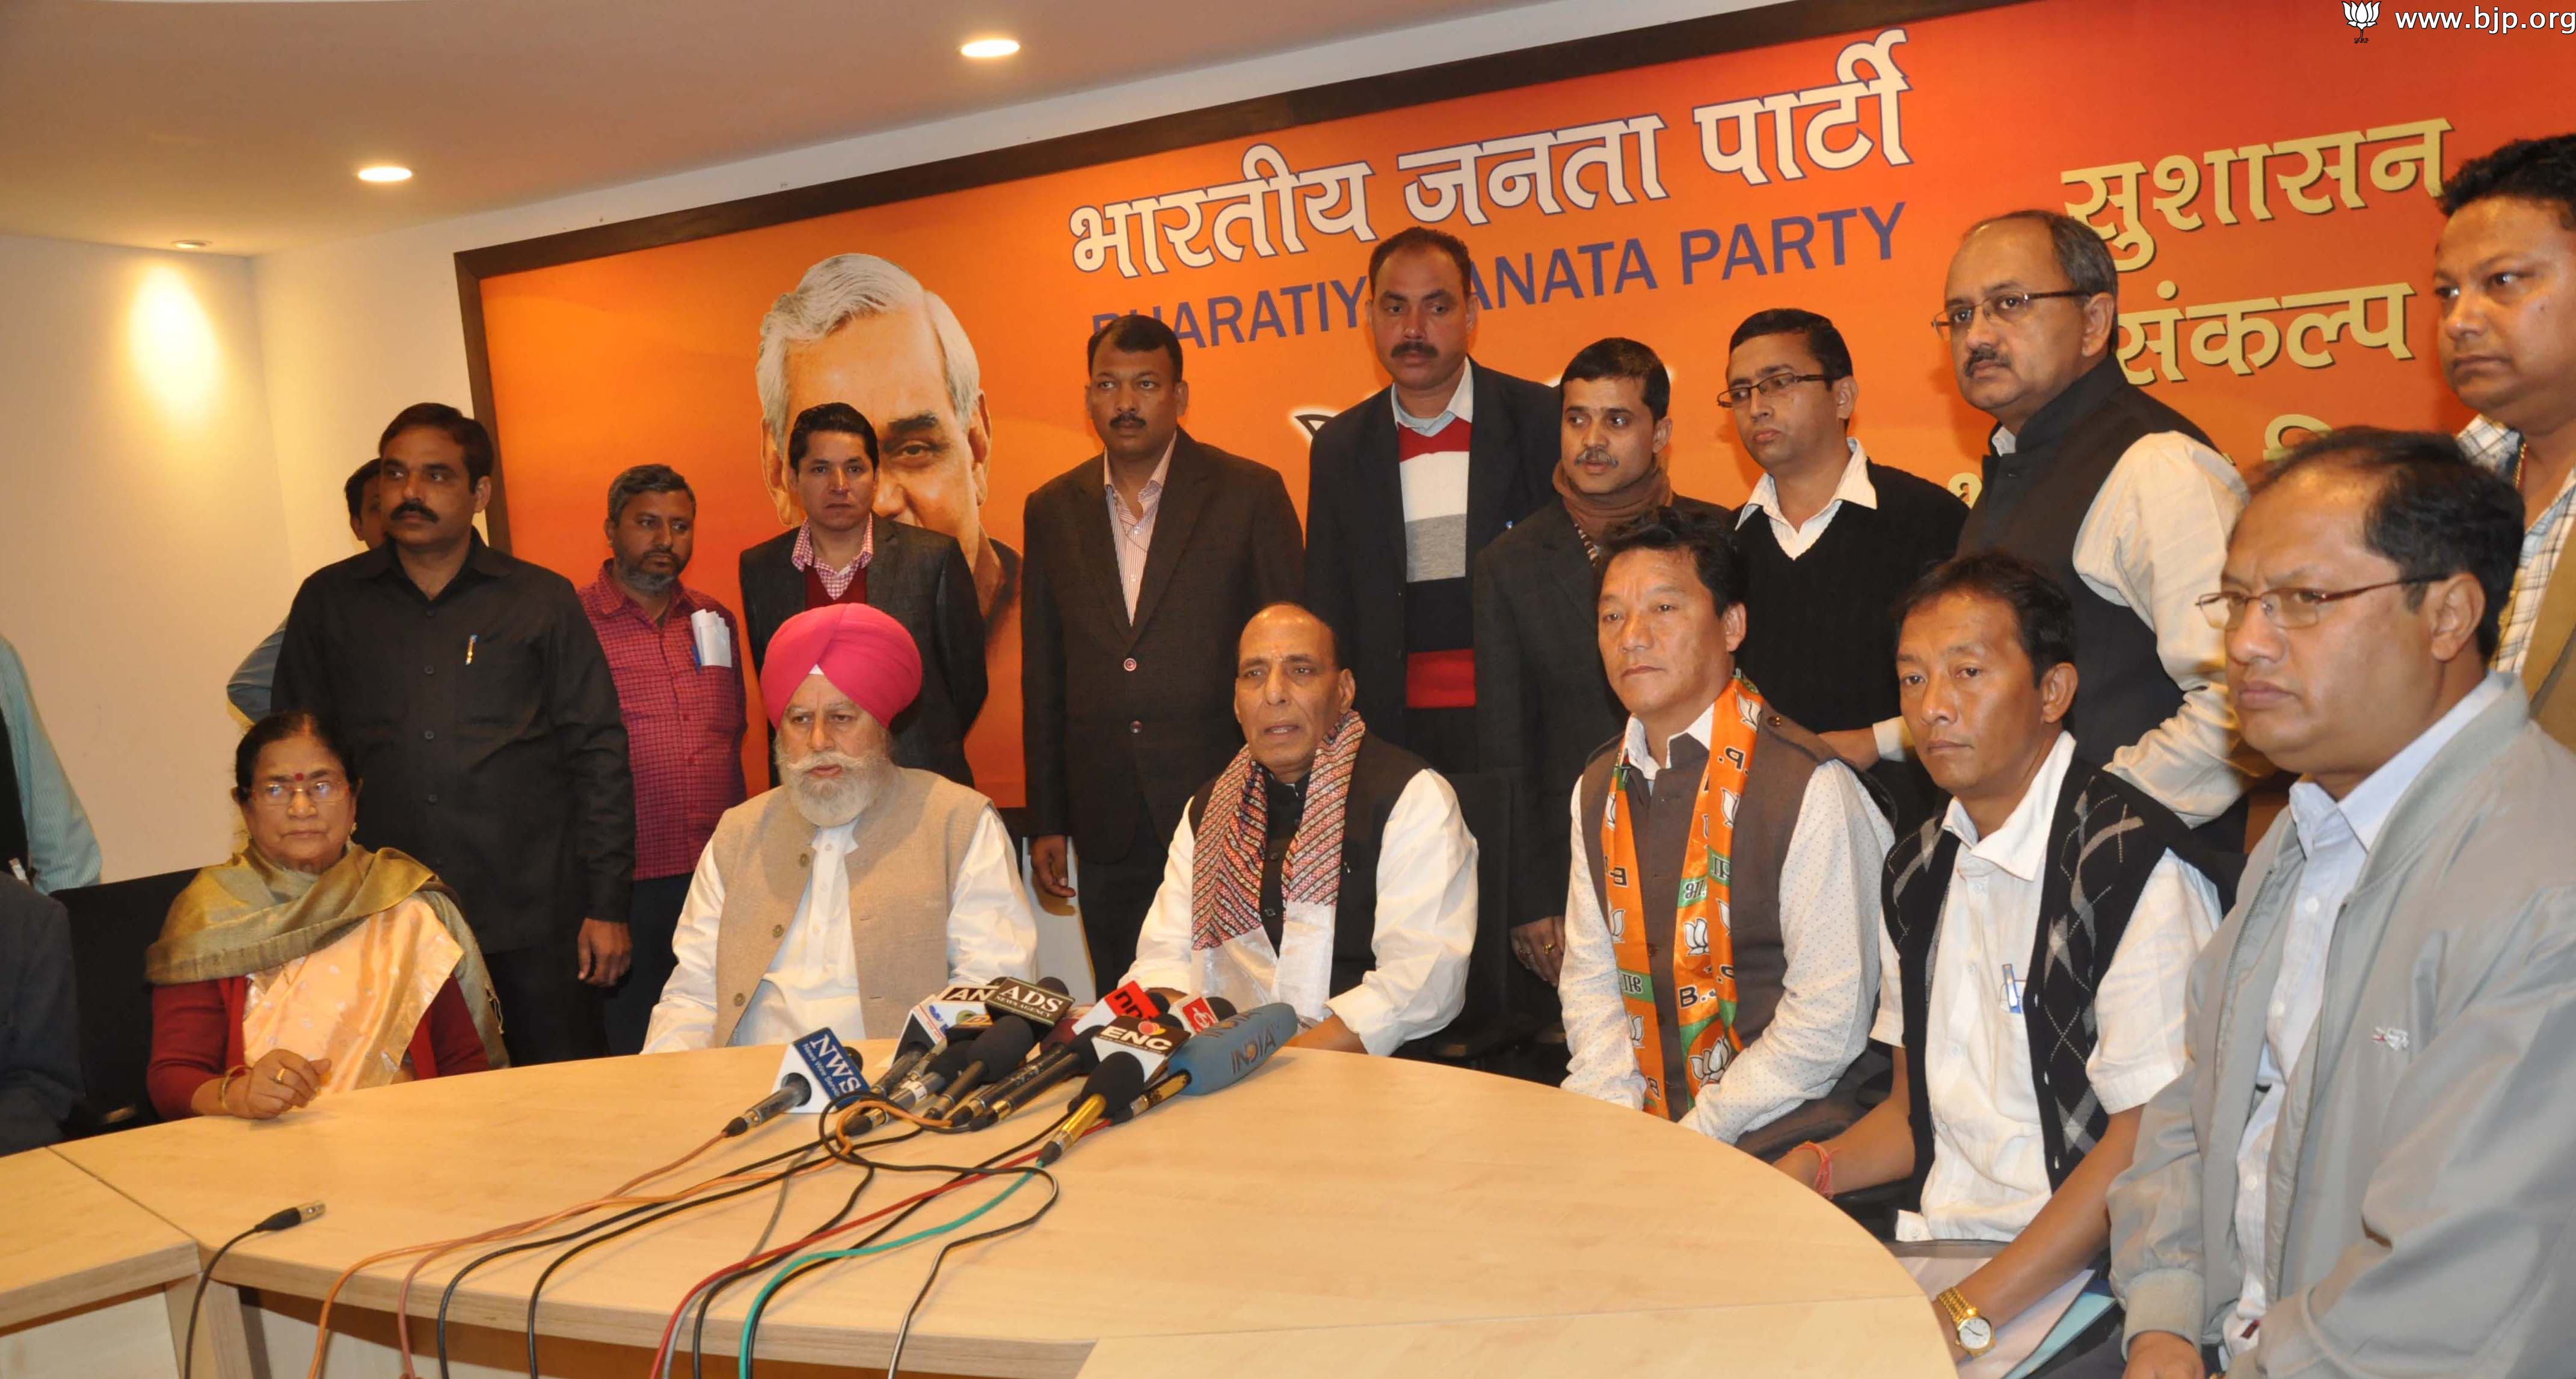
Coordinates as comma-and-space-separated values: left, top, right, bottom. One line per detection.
0, 0, 1532, 256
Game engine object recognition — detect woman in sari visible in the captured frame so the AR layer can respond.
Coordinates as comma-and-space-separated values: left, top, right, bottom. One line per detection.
146, 711, 506, 1120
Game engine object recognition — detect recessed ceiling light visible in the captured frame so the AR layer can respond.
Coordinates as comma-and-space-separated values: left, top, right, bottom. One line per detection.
171, 239, 209, 250
357, 164, 413, 184
960, 37, 1020, 59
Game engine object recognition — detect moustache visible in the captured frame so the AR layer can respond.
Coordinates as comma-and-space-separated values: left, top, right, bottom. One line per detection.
1391, 342, 1436, 359
1963, 346, 2007, 372
1109, 413, 1145, 428
391, 502, 438, 523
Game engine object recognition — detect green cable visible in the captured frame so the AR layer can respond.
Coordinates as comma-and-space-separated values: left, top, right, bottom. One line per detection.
734, 1173, 1034, 1374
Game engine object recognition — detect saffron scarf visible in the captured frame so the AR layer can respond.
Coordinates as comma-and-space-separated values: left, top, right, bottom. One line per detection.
1190, 711, 1365, 952
1600, 677, 1763, 1118
148, 842, 508, 1072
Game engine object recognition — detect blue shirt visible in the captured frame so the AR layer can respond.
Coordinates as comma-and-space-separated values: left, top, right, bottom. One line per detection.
0, 635, 101, 892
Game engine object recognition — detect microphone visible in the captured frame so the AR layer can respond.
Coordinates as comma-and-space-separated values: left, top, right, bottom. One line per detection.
1036, 1054, 1148, 1167
912, 1017, 1037, 1121
872, 1001, 950, 1094
1134, 1002, 1296, 1115
727, 1029, 867, 1136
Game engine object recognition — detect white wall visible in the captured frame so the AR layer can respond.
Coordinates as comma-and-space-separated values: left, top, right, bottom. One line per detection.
0, 233, 290, 881
250, 0, 1753, 573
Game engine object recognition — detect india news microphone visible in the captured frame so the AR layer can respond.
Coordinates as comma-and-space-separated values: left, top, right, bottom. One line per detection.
1034, 1008, 1196, 1166
953, 979, 1175, 1128
1132, 1001, 1296, 1115
727, 1026, 868, 1137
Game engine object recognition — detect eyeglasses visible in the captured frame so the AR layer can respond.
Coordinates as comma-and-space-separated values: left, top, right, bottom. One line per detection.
1717, 373, 1832, 409
251, 778, 345, 808
2194, 578, 2430, 631
1930, 289, 2095, 336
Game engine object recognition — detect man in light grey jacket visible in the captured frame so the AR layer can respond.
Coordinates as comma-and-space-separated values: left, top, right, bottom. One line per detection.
2109, 428, 2576, 1379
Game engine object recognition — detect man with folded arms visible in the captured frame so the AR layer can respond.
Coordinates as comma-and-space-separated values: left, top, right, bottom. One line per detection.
1557, 508, 1889, 1146
1774, 552, 2225, 1369
2112, 430, 2576, 1379
643, 603, 1036, 1051
1124, 603, 1475, 1055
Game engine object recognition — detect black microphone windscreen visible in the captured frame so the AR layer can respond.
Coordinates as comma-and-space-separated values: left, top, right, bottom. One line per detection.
927, 1036, 980, 1078
1205, 997, 1238, 1020
966, 1016, 1037, 1069
1145, 990, 1175, 1017
1037, 975, 1069, 995
1084, 1054, 1148, 1111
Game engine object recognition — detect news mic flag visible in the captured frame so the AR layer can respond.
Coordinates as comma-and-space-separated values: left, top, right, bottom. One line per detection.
775, 1027, 870, 1112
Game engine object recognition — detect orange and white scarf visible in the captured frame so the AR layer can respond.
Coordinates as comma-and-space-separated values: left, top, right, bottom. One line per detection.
1600, 677, 1763, 1118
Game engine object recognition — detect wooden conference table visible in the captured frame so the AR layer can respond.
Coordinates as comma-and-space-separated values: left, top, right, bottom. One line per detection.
47, 1044, 1949, 1377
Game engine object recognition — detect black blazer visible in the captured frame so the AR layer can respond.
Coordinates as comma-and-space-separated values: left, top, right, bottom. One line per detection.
1303, 360, 1560, 747
1472, 496, 1729, 927
1021, 431, 1303, 862
739, 516, 987, 786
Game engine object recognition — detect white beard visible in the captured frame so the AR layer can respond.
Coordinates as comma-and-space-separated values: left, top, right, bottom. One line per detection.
778, 746, 891, 827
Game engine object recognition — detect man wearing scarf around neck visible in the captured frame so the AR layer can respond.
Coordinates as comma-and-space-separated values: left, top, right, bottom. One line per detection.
1474, 338, 1724, 1020
1558, 508, 1890, 1146
1123, 603, 1475, 1054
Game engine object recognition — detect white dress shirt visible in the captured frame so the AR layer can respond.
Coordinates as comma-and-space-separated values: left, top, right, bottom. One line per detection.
1867, 732, 2222, 1243
1560, 701, 1892, 1143
1885, 431, 2254, 824
1737, 437, 1881, 561
1125, 768, 1477, 1056
2224, 673, 2510, 1357
641, 806, 1039, 1052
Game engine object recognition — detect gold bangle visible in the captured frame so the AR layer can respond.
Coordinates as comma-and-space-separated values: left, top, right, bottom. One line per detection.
213, 1064, 251, 1115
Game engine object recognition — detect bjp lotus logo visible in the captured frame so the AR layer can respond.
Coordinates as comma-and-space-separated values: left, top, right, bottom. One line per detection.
2343, 1, 2379, 39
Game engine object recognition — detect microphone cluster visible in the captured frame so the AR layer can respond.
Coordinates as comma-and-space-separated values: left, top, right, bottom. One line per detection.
725, 976, 1297, 1163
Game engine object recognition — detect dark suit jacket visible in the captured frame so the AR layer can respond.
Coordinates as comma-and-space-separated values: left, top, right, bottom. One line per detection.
1473, 496, 1729, 928
739, 516, 987, 786
1304, 360, 1560, 747
1022, 431, 1303, 863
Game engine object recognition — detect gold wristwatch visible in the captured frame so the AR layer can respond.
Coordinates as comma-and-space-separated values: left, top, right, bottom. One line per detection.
1937, 1287, 1994, 1357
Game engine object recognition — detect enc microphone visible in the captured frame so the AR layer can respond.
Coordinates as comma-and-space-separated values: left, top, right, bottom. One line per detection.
727, 1028, 867, 1136
1036, 1053, 1148, 1166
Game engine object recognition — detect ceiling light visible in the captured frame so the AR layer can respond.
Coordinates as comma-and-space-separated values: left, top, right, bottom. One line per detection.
357, 164, 413, 184
960, 37, 1020, 58
171, 239, 209, 250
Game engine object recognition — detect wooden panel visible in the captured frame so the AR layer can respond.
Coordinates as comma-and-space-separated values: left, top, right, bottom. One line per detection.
0, 1149, 198, 1331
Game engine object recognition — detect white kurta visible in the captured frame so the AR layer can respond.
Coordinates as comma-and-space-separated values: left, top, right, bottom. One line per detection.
640, 808, 1039, 1052
1868, 732, 2222, 1244
1122, 770, 1476, 1056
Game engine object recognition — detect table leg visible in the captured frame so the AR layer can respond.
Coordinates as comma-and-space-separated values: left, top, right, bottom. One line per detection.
162, 1276, 253, 1379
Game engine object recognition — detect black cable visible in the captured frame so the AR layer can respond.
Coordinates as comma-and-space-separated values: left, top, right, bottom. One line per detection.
882, 1170, 1060, 1378
182, 1203, 322, 1379
515, 1147, 849, 1379
426, 1139, 815, 1379
736, 1120, 1063, 1379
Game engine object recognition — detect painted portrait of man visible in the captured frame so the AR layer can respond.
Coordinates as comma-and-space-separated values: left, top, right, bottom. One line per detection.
755, 253, 1021, 643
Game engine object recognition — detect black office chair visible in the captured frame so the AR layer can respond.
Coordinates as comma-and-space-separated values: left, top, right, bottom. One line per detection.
1400, 768, 1550, 1069
51, 868, 198, 1136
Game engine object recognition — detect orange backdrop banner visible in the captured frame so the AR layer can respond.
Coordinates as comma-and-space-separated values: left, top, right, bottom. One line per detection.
476, 0, 2554, 807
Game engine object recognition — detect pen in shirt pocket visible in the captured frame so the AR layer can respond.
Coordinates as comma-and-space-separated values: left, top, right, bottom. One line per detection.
466, 634, 478, 665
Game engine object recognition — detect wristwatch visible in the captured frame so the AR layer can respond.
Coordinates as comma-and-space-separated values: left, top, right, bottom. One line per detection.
1937, 1287, 1994, 1357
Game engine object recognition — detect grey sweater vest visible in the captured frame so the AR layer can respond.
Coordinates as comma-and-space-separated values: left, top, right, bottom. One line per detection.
707, 770, 992, 1046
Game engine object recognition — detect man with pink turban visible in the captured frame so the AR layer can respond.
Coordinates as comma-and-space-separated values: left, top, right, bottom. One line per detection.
642, 603, 1037, 1051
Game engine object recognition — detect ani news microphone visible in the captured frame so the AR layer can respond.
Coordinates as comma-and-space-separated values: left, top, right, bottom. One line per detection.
1133, 1002, 1296, 1115
727, 1028, 868, 1136
912, 1016, 1039, 1121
